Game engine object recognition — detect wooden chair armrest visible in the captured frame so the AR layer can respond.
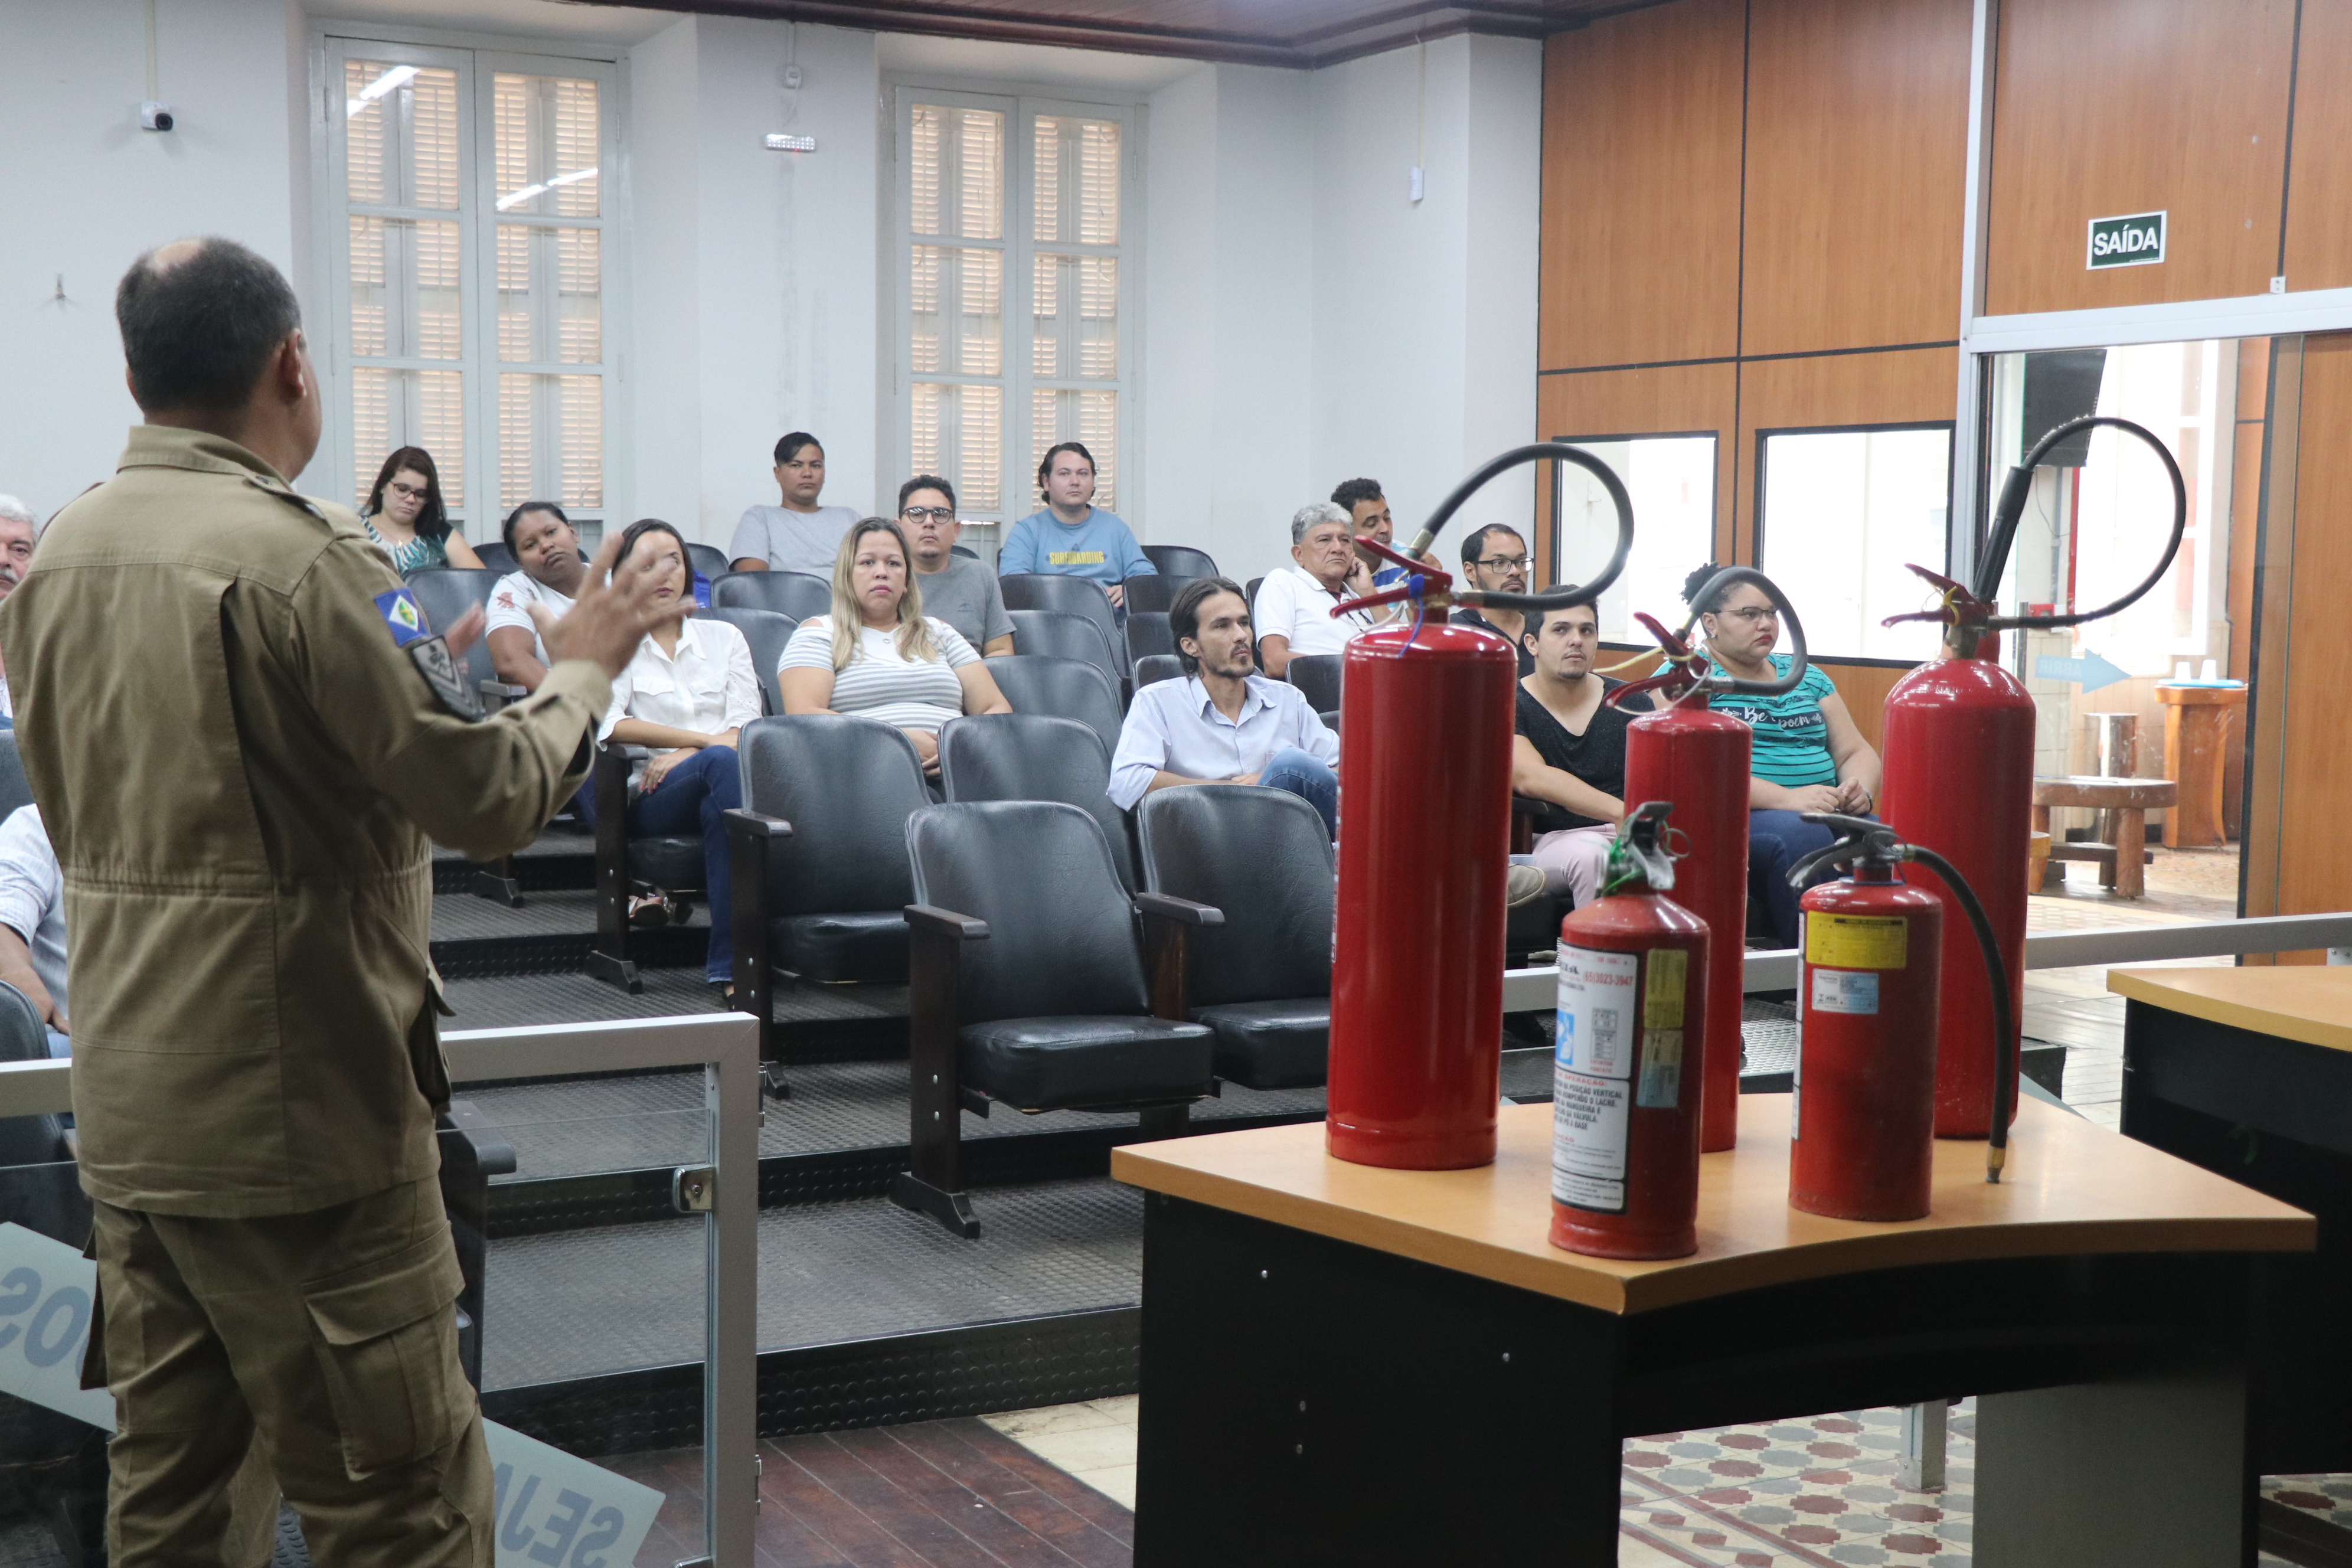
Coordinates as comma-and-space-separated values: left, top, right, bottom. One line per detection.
906, 904, 990, 942
1135, 893, 1225, 927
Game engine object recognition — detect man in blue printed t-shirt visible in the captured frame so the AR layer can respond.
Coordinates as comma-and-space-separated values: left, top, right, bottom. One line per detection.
997, 441, 1154, 609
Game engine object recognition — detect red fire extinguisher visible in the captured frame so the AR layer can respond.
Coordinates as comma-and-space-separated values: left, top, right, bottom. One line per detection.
1611, 567, 1814, 1155
1326, 444, 1638, 1170
1880, 415, 2187, 1139
1782, 813, 2016, 1218
1552, 801, 1710, 1259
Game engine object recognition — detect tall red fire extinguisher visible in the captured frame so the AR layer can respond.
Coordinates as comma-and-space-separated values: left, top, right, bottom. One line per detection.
1611, 567, 1813, 1155
1551, 801, 1710, 1260
1782, 813, 2017, 1219
1327, 444, 1638, 1170
1880, 415, 2187, 1139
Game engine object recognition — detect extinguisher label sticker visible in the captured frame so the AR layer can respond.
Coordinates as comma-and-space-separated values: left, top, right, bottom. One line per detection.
1636, 1030, 1683, 1109
1810, 967, 1881, 1015
1555, 947, 1639, 1212
1805, 914, 1908, 971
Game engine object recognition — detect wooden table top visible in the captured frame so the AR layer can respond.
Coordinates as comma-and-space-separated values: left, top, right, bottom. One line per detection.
2155, 684, 2249, 706
2031, 775, 2178, 807
2111, 965, 2352, 1054
1112, 1095, 2312, 1315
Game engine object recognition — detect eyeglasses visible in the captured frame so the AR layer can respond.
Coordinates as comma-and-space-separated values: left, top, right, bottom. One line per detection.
1475, 555, 1531, 573
387, 481, 429, 500
900, 507, 956, 524
1718, 605, 1779, 625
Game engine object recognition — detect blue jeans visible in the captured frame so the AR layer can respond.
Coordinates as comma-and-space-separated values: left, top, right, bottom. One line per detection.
1749, 808, 1873, 948
627, 744, 741, 983
1260, 746, 1338, 839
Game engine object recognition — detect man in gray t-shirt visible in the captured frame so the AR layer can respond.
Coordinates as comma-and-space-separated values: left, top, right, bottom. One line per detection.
899, 475, 1015, 655
728, 432, 860, 576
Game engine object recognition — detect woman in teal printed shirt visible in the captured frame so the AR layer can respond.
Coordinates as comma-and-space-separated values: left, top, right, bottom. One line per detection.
1684, 564, 1883, 947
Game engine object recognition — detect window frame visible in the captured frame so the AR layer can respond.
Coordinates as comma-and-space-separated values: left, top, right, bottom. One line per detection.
1753, 419, 1957, 669
1545, 427, 1721, 592
308, 25, 631, 545
884, 77, 1145, 551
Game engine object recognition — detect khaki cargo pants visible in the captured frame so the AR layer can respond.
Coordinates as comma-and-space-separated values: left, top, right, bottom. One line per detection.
90, 1176, 494, 1565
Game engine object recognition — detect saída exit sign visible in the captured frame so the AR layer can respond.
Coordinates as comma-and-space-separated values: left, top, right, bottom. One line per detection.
2088, 211, 2165, 270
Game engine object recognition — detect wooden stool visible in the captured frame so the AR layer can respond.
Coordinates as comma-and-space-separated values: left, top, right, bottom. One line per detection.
2155, 684, 2248, 848
2031, 776, 2178, 899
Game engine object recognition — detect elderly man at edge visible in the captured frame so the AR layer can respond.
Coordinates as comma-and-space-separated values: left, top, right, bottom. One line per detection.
1252, 501, 1396, 680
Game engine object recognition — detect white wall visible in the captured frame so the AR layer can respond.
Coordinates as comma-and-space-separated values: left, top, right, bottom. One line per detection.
1, 4, 1545, 579
0, 0, 304, 520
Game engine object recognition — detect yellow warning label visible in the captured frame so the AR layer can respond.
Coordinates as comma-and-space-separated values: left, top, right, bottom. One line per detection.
1643, 949, 1688, 1028
1805, 914, 1908, 971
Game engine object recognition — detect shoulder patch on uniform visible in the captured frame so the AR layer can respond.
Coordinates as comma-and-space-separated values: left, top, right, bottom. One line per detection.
408, 635, 485, 721
375, 587, 428, 647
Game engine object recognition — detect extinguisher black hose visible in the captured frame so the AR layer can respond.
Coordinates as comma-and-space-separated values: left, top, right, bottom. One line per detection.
1902, 844, 2017, 1182
1971, 414, 2188, 626
1404, 442, 1636, 610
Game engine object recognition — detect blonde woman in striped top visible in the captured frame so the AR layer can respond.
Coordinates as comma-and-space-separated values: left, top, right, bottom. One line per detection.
778, 517, 1011, 778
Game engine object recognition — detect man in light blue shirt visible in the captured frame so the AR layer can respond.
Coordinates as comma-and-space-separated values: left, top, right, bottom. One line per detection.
998, 441, 1155, 607
1109, 576, 1339, 835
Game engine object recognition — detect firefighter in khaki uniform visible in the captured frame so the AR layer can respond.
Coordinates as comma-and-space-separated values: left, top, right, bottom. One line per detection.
0, 239, 681, 1564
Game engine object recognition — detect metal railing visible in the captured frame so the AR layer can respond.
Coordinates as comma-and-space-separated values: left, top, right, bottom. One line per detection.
1501, 912, 2352, 1013
0, 1012, 762, 1567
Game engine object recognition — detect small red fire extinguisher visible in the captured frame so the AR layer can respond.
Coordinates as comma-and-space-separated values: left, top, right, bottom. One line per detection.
1880, 414, 2187, 1140
1552, 802, 1710, 1260
1325, 443, 1639, 1171
1783, 812, 2020, 1219
1612, 567, 1814, 1155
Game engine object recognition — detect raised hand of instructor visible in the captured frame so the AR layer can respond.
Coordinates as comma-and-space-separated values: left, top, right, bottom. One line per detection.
531, 530, 689, 677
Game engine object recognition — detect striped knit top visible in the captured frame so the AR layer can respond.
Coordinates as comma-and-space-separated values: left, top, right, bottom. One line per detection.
1706, 654, 1840, 788
779, 617, 979, 734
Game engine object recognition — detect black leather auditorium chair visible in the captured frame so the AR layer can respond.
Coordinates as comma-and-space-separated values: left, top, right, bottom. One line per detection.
979, 653, 1125, 758
896, 801, 1217, 1238
1133, 654, 1185, 691
1005, 609, 1128, 704
710, 569, 834, 622
697, 605, 798, 716
1141, 544, 1217, 580
999, 572, 1121, 652
1136, 785, 1333, 1089
1285, 653, 1343, 715
939, 713, 1136, 890
725, 715, 935, 1087
1121, 574, 1178, 613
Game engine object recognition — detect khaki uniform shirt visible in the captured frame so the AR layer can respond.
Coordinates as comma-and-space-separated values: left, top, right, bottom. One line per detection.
0, 427, 612, 1218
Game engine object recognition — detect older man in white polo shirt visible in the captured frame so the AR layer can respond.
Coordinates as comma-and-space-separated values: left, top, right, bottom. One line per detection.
0, 803, 68, 1057
1252, 501, 1395, 679
1112, 576, 1341, 835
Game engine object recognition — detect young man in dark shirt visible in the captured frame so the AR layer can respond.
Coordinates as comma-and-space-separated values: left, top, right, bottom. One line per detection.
1510, 594, 1637, 906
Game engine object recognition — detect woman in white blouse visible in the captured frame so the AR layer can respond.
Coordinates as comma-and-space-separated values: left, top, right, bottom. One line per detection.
778, 517, 1011, 778
599, 517, 762, 988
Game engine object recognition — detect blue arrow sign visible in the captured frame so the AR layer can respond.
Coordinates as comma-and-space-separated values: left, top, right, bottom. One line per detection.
2034, 650, 2132, 693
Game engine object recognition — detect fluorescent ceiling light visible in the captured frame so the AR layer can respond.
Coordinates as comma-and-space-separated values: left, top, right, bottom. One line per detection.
495, 166, 597, 211
345, 64, 419, 118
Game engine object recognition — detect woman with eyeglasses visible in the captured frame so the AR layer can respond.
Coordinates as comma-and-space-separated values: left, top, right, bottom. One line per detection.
358, 446, 485, 573
1684, 563, 1883, 946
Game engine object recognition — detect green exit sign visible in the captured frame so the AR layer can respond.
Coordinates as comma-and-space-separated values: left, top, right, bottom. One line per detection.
2088, 211, 2166, 269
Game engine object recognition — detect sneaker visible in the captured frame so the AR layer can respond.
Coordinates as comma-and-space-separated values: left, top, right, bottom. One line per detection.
1505, 863, 1549, 908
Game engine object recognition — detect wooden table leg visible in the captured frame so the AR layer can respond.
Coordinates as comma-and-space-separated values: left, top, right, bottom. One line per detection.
2115, 807, 2147, 898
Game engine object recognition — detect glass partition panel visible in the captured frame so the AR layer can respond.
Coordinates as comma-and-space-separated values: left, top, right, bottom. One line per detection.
1551, 434, 1717, 642
1757, 425, 1952, 662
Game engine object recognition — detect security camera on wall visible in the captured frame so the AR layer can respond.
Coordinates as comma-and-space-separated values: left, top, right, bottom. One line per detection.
139, 100, 174, 132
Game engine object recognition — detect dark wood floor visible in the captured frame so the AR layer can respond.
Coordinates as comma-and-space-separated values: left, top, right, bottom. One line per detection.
606, 1417, 1135, 1567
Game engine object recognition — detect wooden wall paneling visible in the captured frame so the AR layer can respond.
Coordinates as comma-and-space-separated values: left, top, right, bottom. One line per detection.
1731, 345, 1959, 564
1739, 0, 1973, 357
1984, 0, 2295, 316
1537, 0, 1746, 371
1812, 658, 1915, 755
2284, 0, 2352, 291
1536, 361, 1740, 586
2268, 335, 2352, 946
2223, 338, 2269, 837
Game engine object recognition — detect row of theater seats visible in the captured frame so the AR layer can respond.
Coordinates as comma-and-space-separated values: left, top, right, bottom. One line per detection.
719, 717, 1335, 1239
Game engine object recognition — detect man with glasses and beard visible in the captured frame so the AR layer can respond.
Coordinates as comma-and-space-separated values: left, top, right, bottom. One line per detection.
1449, 525, 1537, 677
897, 475, 1014, 656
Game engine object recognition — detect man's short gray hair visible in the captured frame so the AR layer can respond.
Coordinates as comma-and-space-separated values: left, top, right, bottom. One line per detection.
1290, 500, 1350, 547
0, 496, 32, 529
